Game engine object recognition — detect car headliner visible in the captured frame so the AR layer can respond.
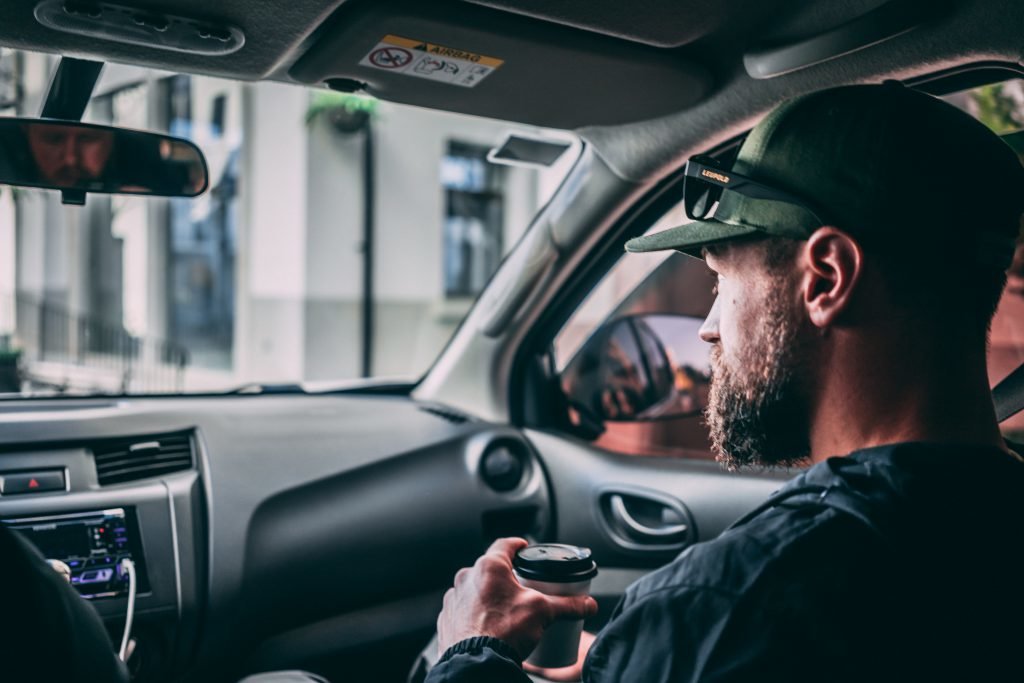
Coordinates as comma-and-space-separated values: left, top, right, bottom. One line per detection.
1, 0, 1021, 186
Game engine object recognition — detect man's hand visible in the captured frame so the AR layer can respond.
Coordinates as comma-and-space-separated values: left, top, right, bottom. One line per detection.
523, 630, 596, 682
437, 538, 598, 660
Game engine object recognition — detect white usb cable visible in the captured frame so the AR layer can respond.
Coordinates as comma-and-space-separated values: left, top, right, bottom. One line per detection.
118, 558, 137, 662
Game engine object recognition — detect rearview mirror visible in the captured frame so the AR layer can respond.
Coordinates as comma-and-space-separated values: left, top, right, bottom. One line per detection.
0, 118, 208, 201
561, 314, 711, 424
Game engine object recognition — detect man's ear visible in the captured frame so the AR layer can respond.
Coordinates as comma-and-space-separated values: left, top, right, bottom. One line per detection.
800, 227, 864, 329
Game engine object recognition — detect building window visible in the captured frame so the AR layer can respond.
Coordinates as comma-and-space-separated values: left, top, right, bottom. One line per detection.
0, 49, 19, 111
441, 141, 503, 298
163, 75, 239, 370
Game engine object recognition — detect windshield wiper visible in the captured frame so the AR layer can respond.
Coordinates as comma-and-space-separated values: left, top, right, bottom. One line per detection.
219, 379, 415, 396
219, 383, 309, 395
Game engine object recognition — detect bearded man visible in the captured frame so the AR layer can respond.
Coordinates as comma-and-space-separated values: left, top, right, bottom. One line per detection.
425, 83, 1024, 682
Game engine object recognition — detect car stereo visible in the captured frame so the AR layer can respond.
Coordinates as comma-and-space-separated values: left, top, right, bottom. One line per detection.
3, 507, 150, 599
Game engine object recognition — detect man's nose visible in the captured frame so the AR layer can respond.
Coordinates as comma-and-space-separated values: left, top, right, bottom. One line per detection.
62, 138, 79, 164
699, 298, 720, 344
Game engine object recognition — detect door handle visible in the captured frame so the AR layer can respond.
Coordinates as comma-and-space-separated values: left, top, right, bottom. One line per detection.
608, 494, 688, 539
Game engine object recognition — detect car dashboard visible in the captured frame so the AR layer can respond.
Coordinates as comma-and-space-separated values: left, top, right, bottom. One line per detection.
0, 393, 547, 681
0, 391, 783, 682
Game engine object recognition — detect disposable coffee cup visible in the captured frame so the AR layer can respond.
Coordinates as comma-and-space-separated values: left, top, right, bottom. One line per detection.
513, 544, 598, 669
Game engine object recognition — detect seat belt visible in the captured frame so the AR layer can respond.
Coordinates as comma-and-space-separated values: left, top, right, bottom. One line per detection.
992, 361, 1024, 422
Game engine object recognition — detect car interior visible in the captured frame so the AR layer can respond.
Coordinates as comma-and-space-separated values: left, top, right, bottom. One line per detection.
1, 0, 1023, 681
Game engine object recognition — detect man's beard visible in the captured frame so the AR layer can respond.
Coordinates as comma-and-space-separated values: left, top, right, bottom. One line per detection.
705, 288, 815, 470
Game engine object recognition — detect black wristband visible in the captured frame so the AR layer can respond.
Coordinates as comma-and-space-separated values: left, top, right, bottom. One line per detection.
437, 636, 523, 667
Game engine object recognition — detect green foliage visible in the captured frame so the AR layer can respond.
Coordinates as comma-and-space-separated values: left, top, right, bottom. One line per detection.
305, 91, 379, 126
969, 83, 1024, 136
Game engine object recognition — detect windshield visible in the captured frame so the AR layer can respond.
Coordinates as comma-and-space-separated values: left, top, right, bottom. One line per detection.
0, 49, 578, 398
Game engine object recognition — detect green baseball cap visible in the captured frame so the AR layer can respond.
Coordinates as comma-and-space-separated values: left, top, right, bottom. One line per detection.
625, 82, 1024, 265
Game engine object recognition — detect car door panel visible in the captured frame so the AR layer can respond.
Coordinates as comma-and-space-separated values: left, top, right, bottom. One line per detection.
525, 429, 788, 626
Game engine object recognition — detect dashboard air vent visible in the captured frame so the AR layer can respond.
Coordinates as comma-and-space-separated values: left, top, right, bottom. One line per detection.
480, 439, 529, 492
419, 404, 472, 424
92, 431, 195, 486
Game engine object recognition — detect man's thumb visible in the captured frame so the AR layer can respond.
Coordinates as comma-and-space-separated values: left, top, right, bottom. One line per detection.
549, 594, 598, 621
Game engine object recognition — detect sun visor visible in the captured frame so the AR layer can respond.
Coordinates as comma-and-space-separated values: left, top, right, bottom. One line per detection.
289, 0, 711, 129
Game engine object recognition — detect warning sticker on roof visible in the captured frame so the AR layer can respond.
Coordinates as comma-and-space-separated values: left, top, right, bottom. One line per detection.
359, 35, 503, 88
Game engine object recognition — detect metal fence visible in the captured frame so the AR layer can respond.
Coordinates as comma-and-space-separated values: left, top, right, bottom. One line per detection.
9, 294, 189, 394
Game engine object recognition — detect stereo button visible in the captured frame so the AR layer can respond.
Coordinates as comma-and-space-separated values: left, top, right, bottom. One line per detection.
0, 470, 66, 495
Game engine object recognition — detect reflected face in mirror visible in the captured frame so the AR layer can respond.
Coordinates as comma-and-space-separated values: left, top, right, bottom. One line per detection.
561, 314, 710, 425
600, 325, 647, 419
25, 124, 114, 187
0, 118, 208, 198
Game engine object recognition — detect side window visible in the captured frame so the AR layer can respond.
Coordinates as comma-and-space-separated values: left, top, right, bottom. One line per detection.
553, 76, 1024, 456
442, 141, 505, 299
553, 201, 718, 459
944, 79, 1024, 440
988, 215, 1024, 442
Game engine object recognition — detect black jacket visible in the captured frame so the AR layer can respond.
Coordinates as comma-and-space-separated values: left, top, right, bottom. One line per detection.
426, 442, 1024, 682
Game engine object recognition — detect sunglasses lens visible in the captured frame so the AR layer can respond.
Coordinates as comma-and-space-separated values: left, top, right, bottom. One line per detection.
684, 175, 719, 220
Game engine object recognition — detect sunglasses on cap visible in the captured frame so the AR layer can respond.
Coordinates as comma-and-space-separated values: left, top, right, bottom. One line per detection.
683, 154, 826, 224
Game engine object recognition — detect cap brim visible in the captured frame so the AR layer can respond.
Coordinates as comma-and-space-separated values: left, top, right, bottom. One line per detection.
624, 219, 762, 257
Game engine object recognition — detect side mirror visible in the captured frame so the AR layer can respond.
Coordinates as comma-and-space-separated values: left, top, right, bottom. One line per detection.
0, 118, 208, 202
560, 314, 710, 424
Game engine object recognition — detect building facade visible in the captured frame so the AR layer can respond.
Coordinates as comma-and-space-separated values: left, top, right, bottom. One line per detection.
0, 49, 570, 394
